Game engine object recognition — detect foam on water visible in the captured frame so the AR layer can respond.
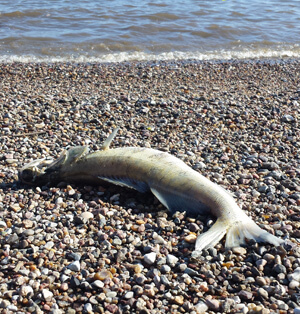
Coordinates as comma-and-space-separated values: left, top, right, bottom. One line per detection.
1, 44, 299, 63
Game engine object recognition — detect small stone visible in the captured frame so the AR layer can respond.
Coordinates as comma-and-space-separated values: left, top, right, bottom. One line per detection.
124, 291, 134, 299
81, 212, 94, 223
232, 247, 247, 255
289, 280, 300, 289
257, 287, 268, 299
133, 285, 144, 295
19, 285, 34, 297
238, 290, 253, 300
44, 241, 55, 250
206, 298, 220, 311
60, 283, 69, 291
160, 264, 171, 273
184, 233, 197, 243
288, 267, 300, 282
166, 254, 178, 266
135, 274, 147, 285
273, 264, 286, 274
106, 291, 117, 298
184, 267, 199, 276
94, 270, 113, 280
67, 260, 81, 271
144, 284, 155, 297
0, 299, 11, 308
195, 301, 209, 314
282, 114, 295, 122
42, 289, 53, 301
22, 219, 34, 228
83, 303, 93, 314
256, 276, 267, 286
144, 252, 157, 265
173, 295, 184, 305
92, 280, 104, 289
70, 276, 81, 288
188, 222, 200, 232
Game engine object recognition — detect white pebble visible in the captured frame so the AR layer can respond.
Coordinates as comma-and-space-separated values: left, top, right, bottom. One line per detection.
19, 285, 33, 297
144, 252, 157, 265
289, 280, 300, 289
194, 301, 209, 314
42, 288, 53, 301
166, 254, 178, 266
124, 291, 134, 299
288, 267, 300, 282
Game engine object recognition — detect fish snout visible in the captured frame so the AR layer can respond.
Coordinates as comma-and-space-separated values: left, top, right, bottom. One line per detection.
19, 158, 54, 185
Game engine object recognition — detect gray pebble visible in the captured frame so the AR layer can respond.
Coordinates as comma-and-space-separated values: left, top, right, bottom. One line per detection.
67, 260, 81, 271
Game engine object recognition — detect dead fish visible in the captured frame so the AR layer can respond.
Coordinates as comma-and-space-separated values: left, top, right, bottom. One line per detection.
19, 128, 284, 253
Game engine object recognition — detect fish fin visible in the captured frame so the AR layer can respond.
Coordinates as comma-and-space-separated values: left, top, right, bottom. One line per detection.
98, 176, 149, 193
66, 146, 89, 164
194, 217, 284, 252
225, 218, 284, 248
194, 218, 228, 252
101, 127, 120, 150
150, 187, 210, 215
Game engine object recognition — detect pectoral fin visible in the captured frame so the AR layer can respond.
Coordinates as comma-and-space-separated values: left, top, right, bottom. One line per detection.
150, 187, 210, 215
98, 176, 149, 193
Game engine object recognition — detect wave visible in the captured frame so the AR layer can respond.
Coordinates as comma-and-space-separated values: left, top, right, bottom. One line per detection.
0, 45, 299, 63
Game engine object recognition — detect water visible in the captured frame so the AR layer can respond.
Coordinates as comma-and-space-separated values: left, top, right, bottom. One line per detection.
0, 0, 299, 63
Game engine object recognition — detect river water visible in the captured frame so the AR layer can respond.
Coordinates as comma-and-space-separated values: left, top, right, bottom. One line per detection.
0, 0, 299, 62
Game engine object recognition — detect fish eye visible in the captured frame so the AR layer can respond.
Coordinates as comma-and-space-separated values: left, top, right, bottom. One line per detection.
20, 169, 35, 183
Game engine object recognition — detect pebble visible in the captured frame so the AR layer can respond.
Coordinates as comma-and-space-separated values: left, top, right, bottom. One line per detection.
19, 285, 34, 297
195, 301, 209, 313
166, 254, 178, 266
42, 289, 53, 301
206, 298, 220, 311
144, 252, 157, 265
124, 291, 134, 299
67, 260, 81, 271
184, 233, 197, 243
83, 303, 93, 314
232, 247, 247, 255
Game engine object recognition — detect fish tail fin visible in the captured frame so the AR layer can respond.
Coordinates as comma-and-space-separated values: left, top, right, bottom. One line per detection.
101, 127, 120, 150
194, 217, 284, 253
224, 218, 284, 249
194, 218, 228, 252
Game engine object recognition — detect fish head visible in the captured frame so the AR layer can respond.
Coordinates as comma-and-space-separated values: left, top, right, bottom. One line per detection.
18, 157, 56, 185
19, 146, 89, 185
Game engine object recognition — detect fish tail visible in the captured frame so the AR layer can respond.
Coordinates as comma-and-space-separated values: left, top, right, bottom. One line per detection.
194, 217, 284, 252
225, 217, 284, 248
194, 218, 228, 252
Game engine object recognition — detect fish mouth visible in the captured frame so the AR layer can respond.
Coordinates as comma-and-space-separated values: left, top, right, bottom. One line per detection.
19, 146, 90, 185
19, 158, 55, 185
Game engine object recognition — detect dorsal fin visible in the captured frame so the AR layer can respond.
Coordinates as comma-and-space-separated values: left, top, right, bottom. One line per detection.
101, 127, 120, 150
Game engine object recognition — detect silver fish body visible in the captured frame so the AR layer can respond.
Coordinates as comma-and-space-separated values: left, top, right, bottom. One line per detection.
19, 133, 284, 253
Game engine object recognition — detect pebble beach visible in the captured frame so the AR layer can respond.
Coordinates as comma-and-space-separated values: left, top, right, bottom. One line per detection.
1, 60, 300, 314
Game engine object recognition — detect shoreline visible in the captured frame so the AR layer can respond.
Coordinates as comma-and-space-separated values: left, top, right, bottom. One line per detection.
1, 56, 300, 65
1, 60, 300, 313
